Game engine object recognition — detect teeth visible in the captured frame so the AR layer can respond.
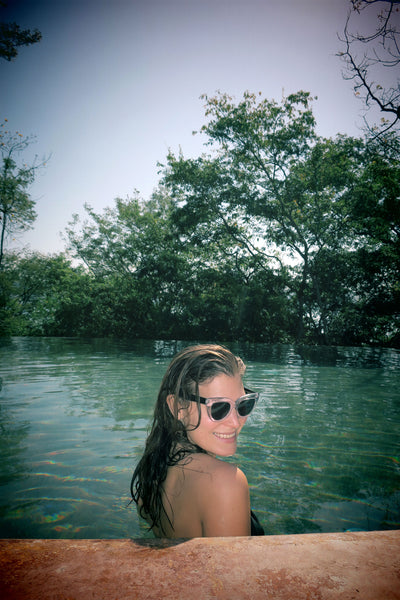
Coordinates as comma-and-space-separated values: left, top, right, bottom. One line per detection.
215, 433, 236, 439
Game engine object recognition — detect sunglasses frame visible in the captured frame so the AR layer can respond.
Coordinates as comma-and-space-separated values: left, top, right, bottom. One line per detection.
189, 387, 259, 421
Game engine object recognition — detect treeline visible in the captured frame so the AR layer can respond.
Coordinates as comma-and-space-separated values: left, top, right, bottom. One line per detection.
1, 92, 399, 346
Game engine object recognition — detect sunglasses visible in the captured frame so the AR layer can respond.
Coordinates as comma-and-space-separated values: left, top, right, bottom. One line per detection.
189, 388, 259, 422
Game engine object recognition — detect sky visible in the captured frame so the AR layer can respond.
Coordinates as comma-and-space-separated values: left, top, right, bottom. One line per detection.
0, 0, 389, 255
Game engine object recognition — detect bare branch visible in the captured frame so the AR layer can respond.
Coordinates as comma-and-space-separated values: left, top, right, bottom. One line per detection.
338, 0, 400, 138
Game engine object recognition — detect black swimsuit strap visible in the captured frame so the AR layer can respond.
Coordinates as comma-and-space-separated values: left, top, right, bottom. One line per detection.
250, 510, 265, 536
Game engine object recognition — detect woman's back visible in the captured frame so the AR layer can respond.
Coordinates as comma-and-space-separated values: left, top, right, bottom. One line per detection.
155, 453, 251, 538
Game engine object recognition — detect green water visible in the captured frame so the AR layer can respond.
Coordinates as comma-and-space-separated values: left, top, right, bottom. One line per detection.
0, 337, 399, 538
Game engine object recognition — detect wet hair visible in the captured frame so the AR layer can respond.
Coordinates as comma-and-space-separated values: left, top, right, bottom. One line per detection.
130, 344, 246, 534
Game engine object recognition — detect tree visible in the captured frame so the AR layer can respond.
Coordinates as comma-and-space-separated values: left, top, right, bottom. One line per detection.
65, 189, 182, 278
0, 3, 42, 61
162, 91, 367, 343
338, 0, 400, 140
343, 139, 400, 345
0, 252, 92, 336
64, 186, 291, 341
0, 121, 46, 268
65, 190, 197, 337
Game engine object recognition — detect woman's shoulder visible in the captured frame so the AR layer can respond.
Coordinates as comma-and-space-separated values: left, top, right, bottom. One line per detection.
184, 453, 248, 490
187, 454, 250, 536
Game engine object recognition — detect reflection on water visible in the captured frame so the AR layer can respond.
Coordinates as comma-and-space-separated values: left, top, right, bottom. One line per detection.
0, 337, 399, 538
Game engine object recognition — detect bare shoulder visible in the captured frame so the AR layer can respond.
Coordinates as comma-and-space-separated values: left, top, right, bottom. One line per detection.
186, 453, 248, 485
184, 453, 251, 536
206, 456, 248, 496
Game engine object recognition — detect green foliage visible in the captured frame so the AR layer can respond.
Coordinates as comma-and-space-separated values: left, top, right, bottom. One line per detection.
1, 253, 81, 335
2, 186, 292, 342
162, 90, 399, 346
0, 124, 45, 268
1, 90, 399, 347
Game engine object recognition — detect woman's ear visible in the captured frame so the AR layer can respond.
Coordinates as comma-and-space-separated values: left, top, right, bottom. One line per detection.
166, 394, 176, 416
167, 394, 186, 423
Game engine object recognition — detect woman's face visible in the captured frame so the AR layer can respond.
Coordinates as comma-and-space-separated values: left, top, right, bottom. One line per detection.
182, 373, 248, 457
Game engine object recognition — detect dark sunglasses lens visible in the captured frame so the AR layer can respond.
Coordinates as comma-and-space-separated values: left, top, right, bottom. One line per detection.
238, 397, 256, 417
211, 401, 231, 421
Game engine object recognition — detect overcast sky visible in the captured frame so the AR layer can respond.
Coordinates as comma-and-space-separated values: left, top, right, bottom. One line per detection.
1, 0, 382, 255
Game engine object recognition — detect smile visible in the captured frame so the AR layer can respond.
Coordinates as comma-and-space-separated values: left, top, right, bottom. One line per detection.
214, 432, 236, 439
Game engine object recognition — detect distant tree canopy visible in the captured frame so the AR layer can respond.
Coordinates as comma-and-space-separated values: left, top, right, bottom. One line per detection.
2, 90, 398, 347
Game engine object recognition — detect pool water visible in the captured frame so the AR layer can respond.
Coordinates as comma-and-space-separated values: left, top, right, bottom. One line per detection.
0, 337, 399, 538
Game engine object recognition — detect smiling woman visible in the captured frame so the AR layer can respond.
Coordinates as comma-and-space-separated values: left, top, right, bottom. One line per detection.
130, 344, 264, 538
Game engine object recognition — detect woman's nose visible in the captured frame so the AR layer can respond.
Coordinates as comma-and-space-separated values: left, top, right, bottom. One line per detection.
226, 405, 241, 427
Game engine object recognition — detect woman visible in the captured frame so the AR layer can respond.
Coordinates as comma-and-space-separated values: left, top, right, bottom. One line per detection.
130, 344, 264, 537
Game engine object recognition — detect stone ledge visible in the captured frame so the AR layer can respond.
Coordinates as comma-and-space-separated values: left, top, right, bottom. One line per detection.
1, 530, 399, 599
